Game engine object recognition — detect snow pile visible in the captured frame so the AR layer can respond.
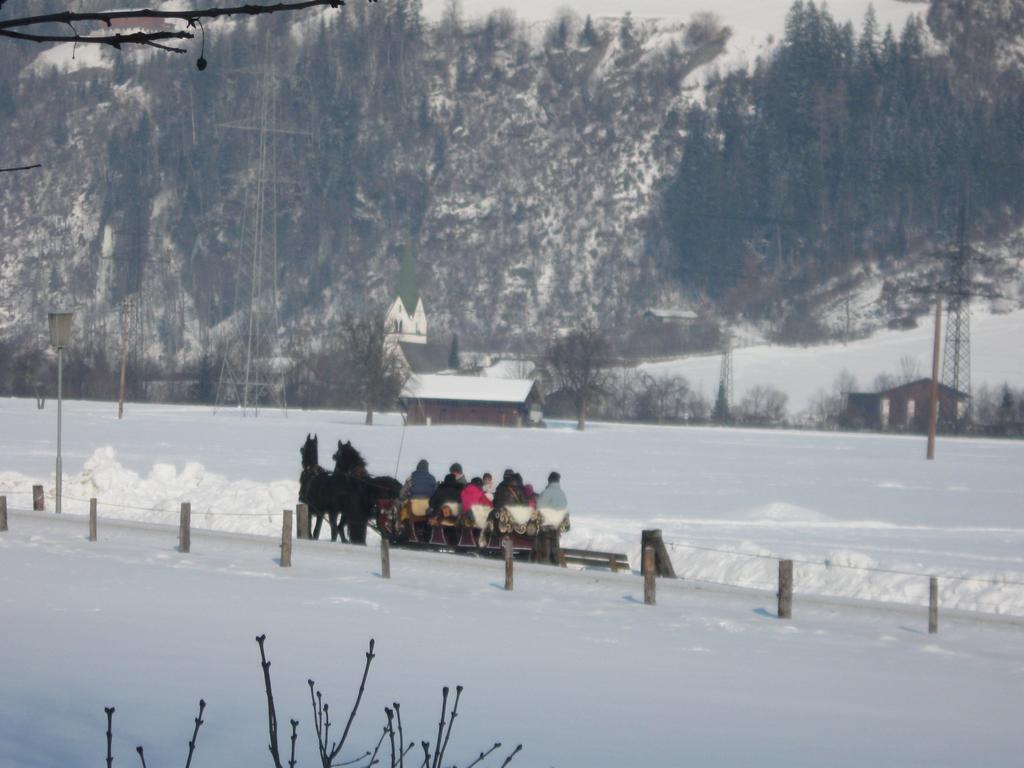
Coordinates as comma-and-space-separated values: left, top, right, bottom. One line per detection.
1, 447, 296, 537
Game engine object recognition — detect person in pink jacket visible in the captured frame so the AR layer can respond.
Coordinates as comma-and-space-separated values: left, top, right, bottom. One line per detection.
461, 477, 492, 510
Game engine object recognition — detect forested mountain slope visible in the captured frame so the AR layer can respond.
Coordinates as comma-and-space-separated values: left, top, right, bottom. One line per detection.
0, 1, 1021, 399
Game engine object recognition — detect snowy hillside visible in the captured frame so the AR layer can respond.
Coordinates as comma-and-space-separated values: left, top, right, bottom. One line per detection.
0, 0, 952, 366
641, 307, 1024, 414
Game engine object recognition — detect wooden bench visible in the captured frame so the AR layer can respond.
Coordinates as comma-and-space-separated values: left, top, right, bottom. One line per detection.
559, 547, 630, 572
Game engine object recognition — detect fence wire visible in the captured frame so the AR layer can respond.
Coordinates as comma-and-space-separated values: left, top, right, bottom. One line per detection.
6, 490, 1024, 592
667, 540, 1024, 589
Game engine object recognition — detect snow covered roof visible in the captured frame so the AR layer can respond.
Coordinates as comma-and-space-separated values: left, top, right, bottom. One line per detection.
644, 307, 699, 321
400, 374, 538, 404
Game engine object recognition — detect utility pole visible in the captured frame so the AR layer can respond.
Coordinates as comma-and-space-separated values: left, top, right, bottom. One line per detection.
927, 296, 942, 461
117, 296, 132, 419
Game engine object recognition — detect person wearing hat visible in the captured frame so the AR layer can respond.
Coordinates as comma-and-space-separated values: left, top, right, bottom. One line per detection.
449, 462, 467, 487
405, 459, 437, 499
492, 468, 526, 510
537, 471, 567, 510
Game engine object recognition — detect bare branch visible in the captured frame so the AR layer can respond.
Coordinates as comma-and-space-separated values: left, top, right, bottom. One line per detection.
419, 741, 430, 768
385, 707, 396, 768
394, 703, 404, 768
184, 699, 206, 768
135, 745, 148, 768
463, 743, 501, 768
289, 719, 299, 768
104, 707, 115, 768
0, 164, 41, 173
311, 680, 328, 767
256, 634, 285, 768
435, 685, 462, 768
361, 719, 391, 768
429, 687, 448, 768
0, 1, 357, 52
328, 638, 376, 763
498, 744, 523, 767
334, 749, 371, 766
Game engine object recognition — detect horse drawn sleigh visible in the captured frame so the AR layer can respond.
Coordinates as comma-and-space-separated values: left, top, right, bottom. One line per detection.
376, 497, 570, 561
299, 434, 570, 562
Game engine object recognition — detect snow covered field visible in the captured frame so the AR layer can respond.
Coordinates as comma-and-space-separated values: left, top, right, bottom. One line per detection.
3, 396, 1024, 616
2, 397, 1024, 766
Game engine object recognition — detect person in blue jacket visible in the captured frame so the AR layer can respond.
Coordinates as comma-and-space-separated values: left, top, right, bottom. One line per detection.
537, 471, 568, 510
405, 459, 437, 499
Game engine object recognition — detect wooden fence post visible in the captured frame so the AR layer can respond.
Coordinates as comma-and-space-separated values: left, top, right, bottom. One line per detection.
503, 538, 514, 591
179, 502, 191, 554
778, 559, 793, 619
0, 496, 7, 532
381, 536, 391, 579
32, 485, 44, 511
641, 529, 677, 578
643, 547, 656, 605
928, 576, 938, 634
296, 502, 310, 540
88, 498, 97, 542
281, 510, 293, 568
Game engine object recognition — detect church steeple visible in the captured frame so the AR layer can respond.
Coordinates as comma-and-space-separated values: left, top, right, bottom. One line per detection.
385, 241, 427, 346
399, 242, 419, 316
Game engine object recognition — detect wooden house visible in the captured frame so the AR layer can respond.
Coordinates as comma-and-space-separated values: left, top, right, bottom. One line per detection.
841, 379, 970, 431
400, 374, 543, 427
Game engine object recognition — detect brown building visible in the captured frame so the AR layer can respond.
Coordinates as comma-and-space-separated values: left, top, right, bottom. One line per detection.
400, 374, 543, 427
841, 379, 970, 431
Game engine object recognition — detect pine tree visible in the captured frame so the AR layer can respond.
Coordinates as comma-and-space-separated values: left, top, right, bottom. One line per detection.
618, 12, 636, 51
448, 333, 460, 370
580, 15, 600, 47
713, 382, 730, 423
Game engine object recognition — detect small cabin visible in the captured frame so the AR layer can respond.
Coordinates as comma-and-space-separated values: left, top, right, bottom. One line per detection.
400, 374, 543, 427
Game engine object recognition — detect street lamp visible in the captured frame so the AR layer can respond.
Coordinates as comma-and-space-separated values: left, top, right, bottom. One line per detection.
48, 312, 72, 514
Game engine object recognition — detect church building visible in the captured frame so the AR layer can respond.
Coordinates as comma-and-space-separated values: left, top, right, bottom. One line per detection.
385, 245, 427, 345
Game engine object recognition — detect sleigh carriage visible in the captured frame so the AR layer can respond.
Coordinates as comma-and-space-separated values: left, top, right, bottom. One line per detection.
302, 433, 571, 561
375, 498, 571, 559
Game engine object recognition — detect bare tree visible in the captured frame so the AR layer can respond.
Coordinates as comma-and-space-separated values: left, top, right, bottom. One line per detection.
544, 321, 610, 431
0, 1, 358, 171
737, 384, 788, 425
634, 372, 691, 423
897, 354, 923, 384
340, 311, 407, 425
0, 1, 350, 56
102, 635, 522, 768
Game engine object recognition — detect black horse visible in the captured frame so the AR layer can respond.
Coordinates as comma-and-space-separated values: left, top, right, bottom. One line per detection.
299, 434, 345, 542
331, 440, 402, 545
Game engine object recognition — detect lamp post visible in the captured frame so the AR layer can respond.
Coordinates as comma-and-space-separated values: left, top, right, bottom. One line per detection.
48, 312, 73, 514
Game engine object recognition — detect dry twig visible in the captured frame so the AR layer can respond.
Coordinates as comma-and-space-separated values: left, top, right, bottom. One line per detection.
0, 1, 365, 55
